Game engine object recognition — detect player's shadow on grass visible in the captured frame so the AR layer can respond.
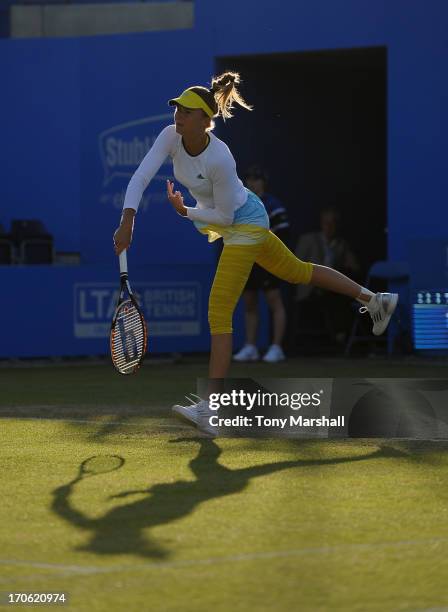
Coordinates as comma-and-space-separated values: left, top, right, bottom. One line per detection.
51, 440, 404, 560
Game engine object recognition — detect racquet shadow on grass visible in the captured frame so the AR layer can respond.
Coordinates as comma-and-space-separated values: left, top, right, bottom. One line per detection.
51, 440, 405, 560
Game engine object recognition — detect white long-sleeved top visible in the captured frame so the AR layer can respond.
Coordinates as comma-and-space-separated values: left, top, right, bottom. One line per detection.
123, 124, 247, 226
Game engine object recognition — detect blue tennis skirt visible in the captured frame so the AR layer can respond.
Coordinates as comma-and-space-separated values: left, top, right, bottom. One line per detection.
194, 189, 270, 245
233, 189, 270, 228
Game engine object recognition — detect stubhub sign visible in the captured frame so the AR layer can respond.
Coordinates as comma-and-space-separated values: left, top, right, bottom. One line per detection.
74, 282, 201, 339
98, 113, 173, 212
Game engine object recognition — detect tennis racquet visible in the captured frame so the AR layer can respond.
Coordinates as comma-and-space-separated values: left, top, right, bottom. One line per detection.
110, 250, 147, 374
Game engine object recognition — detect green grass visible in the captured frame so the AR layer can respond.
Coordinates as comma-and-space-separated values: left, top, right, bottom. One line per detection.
0, 354, 445, 408
1, 357, 448, 611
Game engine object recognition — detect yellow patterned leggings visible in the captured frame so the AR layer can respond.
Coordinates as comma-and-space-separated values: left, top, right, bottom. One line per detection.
208, 231, 313, 334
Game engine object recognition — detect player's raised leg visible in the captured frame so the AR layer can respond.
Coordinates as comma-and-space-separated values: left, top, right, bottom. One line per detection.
255, 232, 398, 336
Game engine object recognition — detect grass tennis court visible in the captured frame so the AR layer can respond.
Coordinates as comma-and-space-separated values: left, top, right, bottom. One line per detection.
1, 357, 448, 611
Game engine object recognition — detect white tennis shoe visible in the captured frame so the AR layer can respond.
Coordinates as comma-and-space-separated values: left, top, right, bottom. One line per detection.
172, 394, 201, 426
262, 344, 285, 363
359, 292, 399, 336
172, 394, 217, 437
233, 344, 259, 362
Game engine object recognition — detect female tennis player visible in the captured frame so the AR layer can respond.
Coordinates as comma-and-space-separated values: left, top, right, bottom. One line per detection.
113, 71, 398, 435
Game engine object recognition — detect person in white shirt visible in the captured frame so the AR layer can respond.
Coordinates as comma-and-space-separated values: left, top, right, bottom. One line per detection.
113, 71, 398, 436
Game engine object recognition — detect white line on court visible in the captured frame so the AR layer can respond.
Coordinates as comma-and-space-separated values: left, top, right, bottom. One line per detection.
3, 415, 448, 441
0, 559, 98, 575
1, 536, 448, 576
409, 609, 448, 612
4, 417, 448, 440
0, 416, 185, 429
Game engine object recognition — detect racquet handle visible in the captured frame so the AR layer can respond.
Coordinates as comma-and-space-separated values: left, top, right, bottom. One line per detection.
119, 250, 128, 276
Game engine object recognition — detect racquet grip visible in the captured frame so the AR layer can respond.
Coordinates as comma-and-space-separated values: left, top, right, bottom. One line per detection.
119, 250, 128, 275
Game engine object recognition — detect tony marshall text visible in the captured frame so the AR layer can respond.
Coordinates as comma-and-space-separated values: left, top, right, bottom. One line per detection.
209, 415, 345, 428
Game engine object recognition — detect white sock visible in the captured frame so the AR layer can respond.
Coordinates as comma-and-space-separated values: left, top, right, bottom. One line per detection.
356, 289, 376, 306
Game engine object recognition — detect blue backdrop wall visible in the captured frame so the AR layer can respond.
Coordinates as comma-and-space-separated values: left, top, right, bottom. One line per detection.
0, 38, 81, 252
0, 0, 447, 357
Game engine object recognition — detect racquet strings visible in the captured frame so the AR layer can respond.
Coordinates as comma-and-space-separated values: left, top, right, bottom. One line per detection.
111, 300, 146, 374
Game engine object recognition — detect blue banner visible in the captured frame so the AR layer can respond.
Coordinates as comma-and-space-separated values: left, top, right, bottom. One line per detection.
0, 263, 218, 358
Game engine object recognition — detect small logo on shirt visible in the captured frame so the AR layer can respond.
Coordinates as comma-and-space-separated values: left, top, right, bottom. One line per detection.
197, 174, 206, 179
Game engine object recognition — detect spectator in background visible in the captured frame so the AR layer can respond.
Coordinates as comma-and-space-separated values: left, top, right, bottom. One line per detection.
233, 165, 290, 363
294, 206, 360, 343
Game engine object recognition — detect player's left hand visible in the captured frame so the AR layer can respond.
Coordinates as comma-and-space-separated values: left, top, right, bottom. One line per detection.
167, 180, 187, 217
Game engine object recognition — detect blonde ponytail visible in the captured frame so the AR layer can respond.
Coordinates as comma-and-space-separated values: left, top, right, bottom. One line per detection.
210, 71, 253, 120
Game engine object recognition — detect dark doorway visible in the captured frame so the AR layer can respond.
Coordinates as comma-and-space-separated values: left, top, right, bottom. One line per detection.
215, 47, 387, 274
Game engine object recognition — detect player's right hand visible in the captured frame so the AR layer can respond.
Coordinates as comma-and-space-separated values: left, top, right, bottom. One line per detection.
113, 224, 133, 255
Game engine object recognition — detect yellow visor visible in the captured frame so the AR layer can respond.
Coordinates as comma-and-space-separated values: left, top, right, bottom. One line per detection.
168, 89, 215, 118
